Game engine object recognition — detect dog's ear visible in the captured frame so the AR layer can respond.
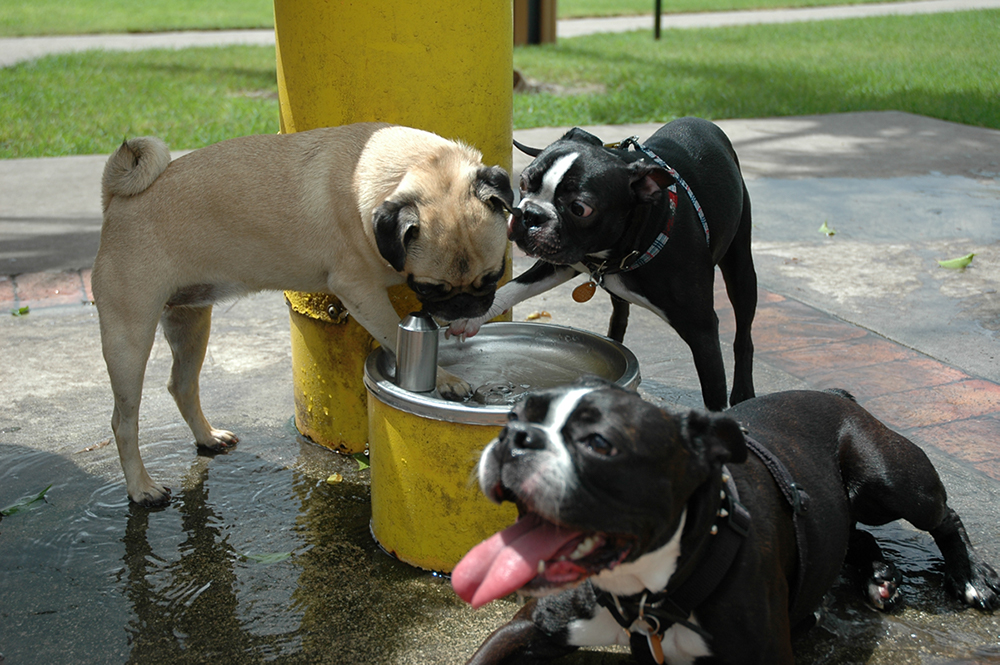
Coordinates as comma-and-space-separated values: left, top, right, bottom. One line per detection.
373, 200, 420, 272
559, 127, 604, 147
513, 139, 543, 157
628, 162, 676, 204
475, 165, 516, 216
682, 411, 748, 465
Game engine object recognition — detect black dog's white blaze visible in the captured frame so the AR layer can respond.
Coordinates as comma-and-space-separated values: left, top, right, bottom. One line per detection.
478, 385, 594, 510
519, 151, 580, 217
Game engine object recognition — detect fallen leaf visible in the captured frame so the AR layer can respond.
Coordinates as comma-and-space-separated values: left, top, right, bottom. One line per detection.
937, 252, 975, 270
77, 437, 112, 453
1, 484, 52, 516
525, 311, 551, 321
11, 305, 30, 317
326, 473, 343, 484
818, 221, 836, 237
240, 551, 292, 564
352, 452, 370, 470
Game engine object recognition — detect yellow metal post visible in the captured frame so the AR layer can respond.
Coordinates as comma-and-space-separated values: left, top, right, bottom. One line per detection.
274, 1, 515, 571
275, 1, 513, 453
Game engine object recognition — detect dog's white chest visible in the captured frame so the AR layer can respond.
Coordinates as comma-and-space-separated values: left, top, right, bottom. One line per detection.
566, 608, 712, 664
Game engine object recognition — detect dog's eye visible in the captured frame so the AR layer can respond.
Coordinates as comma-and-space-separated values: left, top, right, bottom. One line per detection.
580, 433, 617, 457
570, 201, 593, 218
519, 174, 529, 193
409, 280, 449, 298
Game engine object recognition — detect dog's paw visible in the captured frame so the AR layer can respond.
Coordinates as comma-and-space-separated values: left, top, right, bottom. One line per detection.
128, 481, 172, 507
437, 368, 472, 402
864, 561, 903, 611
947, 560, 1000, 611
445, 318, 484, 341
196, 429, 239, 452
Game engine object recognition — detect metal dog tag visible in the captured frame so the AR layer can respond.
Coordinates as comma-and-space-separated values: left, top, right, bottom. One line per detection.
628, 625, 665, 665
572, 280, 597, 303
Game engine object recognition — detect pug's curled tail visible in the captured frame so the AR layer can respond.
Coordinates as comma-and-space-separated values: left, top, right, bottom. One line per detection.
101, 136, 171, 212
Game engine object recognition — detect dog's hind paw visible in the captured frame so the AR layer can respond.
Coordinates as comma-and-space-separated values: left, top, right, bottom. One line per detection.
950, 561, 1000, 611
129, 483, 172, 507
865, 561, 903, 611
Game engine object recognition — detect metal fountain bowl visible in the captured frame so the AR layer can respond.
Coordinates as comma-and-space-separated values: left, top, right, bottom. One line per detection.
364, 321, 641, 425
363, 321, 640, 571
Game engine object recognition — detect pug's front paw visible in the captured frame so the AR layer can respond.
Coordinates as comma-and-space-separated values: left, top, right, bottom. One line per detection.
445, 317, 486, 341
437, 368, 472, 401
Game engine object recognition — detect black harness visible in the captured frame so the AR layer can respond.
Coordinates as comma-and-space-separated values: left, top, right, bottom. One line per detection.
579, 137, 711, 288
594, 436, 810, 665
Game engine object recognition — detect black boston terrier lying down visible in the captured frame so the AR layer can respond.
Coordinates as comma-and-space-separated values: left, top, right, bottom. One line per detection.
453, 381, 999, 665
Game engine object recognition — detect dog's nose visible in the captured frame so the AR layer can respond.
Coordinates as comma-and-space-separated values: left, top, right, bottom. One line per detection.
520, 201, 547, 230
502, 422, 546, 451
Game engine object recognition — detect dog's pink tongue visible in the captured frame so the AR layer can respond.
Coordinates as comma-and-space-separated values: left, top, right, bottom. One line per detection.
452, 513, 582, 608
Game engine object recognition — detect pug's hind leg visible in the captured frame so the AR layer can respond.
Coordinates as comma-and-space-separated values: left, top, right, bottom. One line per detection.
161, 305, 238, 451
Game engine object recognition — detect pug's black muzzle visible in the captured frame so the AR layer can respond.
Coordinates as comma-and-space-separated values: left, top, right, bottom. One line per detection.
419, 290, 496, 322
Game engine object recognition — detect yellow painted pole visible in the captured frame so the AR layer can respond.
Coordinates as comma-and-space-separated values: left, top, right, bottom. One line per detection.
274, 1, 513, 453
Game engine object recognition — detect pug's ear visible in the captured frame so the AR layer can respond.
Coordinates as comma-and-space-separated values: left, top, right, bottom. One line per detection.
373, 201, 420, 272
475, 165, 516, 216
682, 411, 748, 466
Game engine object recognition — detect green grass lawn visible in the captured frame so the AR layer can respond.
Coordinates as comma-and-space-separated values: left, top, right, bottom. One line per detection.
0, 0, 915, 36
513, 11, 1000, 130
1, 10, 997, 158
0, 0, 274, 37
557, 0, 914, 18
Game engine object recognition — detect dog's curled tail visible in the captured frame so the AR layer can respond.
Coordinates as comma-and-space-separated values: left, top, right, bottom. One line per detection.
101, 136, 171, 212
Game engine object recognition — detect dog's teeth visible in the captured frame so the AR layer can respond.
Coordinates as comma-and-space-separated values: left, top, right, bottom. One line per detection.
570, 535, 599, 560
538, 560, 546, 575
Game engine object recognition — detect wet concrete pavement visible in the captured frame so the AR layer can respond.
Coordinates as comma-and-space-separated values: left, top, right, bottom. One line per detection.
2, 108, 1000, 663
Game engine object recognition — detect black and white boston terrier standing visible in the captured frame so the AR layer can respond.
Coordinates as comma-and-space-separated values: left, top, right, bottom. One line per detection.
454, 381, 1000, 665
449, 118, 757, 411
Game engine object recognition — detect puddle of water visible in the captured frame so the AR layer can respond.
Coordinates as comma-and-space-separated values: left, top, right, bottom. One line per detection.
794, 523, 1000, 665
2, 430, 998, 664
0, 427, 477, 664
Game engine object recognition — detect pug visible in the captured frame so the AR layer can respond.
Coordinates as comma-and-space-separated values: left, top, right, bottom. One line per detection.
93, 123, 513, 505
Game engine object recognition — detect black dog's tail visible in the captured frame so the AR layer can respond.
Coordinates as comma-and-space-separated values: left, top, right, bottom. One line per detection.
513, 139, 543, 157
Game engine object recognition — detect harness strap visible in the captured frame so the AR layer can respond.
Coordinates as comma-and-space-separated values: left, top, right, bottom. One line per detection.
596, 470, 750, 663
581, 137, 709, 285
595, 436, 810, 664
618, 136, 711, 252
743, 435, 811, 616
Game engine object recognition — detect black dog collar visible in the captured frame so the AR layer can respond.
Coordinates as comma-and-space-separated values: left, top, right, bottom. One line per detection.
580, 137, 711, 287
596, 435, 811, 665
596, 469, 750, 664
